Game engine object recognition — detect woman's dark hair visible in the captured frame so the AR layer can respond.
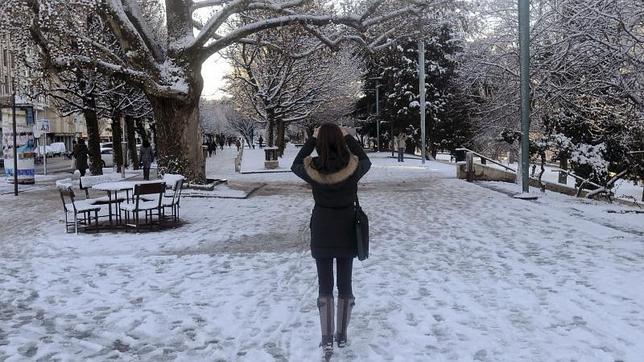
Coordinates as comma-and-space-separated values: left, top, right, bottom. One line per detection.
313, 123, 350, 173
143, 140, 150, 148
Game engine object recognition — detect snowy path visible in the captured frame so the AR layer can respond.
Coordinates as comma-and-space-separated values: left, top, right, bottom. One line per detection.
1, 148, 643, 361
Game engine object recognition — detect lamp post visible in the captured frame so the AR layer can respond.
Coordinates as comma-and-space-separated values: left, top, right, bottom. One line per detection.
375, 81, 381, 152
369, 77, 383, 152
121, 116, 127, 179
418, 37, 426, 165
518, 0, 531, 194
11, 89, 17, 195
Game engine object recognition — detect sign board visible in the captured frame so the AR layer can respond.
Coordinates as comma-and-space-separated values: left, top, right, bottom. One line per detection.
40, 119, 50, 132
3, 125, 36, 184
24, 107, 34, 125
34, 119, 50, 138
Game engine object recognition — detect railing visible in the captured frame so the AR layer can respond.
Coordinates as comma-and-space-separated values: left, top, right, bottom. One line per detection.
455, 147, 516, 173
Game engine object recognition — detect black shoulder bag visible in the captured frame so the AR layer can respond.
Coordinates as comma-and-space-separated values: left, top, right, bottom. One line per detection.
355, 195, 369, 261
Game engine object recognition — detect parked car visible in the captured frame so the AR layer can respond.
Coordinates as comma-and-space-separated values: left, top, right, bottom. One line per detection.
49, 142, 67, 156
36, 142, 67, 157
100, 148, 114, 167
89, 147, 114, 168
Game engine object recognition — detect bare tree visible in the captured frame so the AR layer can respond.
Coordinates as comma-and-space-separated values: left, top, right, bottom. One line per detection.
226, 33, 362, 155
461, 0, 643, 186
3, 0, 438, 181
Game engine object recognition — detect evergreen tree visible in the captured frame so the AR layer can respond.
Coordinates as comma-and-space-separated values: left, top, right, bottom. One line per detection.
361, 23, 471, 157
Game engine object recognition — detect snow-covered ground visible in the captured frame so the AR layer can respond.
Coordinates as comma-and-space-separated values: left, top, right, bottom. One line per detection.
480, 159, 643, 203
240, 144, 300, 174
1, 147, 643, 361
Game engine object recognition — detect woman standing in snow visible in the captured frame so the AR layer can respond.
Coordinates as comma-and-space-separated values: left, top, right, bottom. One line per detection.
291, 123, 371, 358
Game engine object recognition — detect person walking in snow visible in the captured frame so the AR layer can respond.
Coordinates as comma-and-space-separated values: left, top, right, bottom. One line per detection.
73, 138, 89, 176
208, 140, 216, 157
291, 123, 371, 359
395, 132, 406, 162
139, 140, 154, 180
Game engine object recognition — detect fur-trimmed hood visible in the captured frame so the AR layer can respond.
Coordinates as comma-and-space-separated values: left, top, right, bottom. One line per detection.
303, 155, 359, 185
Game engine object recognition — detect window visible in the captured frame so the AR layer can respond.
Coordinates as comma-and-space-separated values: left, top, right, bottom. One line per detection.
2, 49, 7, 67
3, 75, 7, 94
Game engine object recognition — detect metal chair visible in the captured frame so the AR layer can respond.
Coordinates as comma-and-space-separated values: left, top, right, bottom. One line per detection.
59, 187, 102, 234
162, 178, 184, 225
119, 182, 165, 231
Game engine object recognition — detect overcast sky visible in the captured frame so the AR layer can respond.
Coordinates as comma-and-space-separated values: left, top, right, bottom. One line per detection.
201, 53, 231, 100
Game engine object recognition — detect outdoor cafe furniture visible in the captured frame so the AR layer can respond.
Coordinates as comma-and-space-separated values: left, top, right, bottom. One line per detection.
161, 175, 184, 224
81, 175, 127, 223
119, 182, 166, 231
91, 181, 136, 225
59, 186, 102, 234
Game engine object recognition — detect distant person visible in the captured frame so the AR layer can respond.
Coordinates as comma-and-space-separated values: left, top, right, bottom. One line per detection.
218, 135, 225, 150
235, 138, 241, 151
139, 140, 154, 180
258, 135, 264, 148
70, 140, 77, 169
208, 140, 216, 157
395, 133, 406, 162
291, 123, 371, 358
73, 139, 89, 176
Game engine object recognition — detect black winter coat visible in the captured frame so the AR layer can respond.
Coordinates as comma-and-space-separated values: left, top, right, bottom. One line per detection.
291, 135, 371, 259
73, 144, 89, 171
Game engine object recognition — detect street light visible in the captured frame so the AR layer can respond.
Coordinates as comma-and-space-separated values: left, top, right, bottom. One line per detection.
11, 88, 17, 195
418, 35, 426, 165
369, 77, 382, 152
518, 0, 531, 195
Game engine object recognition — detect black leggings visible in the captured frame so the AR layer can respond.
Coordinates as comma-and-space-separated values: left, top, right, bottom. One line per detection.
315, 258, 354, 298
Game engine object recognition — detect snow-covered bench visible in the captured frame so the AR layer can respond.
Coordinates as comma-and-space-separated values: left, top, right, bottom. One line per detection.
56, 178, 76, 190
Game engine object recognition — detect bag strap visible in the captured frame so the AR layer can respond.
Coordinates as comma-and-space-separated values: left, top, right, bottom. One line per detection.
355, 193, 360, 208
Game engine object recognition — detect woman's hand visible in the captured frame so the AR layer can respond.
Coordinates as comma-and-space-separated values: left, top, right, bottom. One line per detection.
313, 127, 320, 138
341, 127, 355, 137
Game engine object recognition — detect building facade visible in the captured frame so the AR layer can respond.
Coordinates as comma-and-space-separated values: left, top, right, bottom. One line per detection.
0, 35, 88, 154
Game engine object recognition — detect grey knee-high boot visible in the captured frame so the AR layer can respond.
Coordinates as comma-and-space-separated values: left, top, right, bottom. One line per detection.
317, 295, 335, 356
335, 295, 355, 347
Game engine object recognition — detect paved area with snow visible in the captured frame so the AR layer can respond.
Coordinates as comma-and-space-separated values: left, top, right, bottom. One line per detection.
1, 147, 643, 361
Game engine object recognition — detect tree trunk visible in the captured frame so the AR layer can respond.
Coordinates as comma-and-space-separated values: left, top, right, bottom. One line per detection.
276, 120, 285, 157
150, 123, 157, 150
112, 113, 124, 173
266, 109, 275, 147
125, 115, 139, 170
558, 156, 568, 184
84, 100, 102, 175
135, 118, 149, 143
148, 96, 205, 182
538, 152, 546, 192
